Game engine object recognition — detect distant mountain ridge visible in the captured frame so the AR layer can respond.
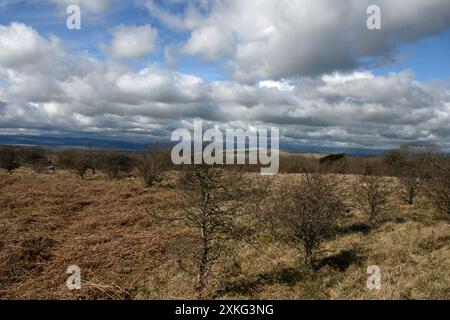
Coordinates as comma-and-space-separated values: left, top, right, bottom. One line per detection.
0, 134, 388, 156
0, 134, 149, 151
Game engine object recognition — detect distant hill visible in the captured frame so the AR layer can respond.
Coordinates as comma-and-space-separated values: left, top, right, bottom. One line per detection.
0, 134, 149, 151
0, 134, 387, 156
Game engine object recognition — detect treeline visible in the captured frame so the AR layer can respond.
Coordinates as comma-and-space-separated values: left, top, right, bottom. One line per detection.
0, 145, 171, 187
0, 144, 449, 218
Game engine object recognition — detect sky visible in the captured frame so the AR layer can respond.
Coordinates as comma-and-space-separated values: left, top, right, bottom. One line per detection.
0, 0, 449, 151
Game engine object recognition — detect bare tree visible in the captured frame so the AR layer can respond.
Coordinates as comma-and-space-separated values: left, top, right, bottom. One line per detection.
423, 154, 450, 215
150, 165, 255, 294
399, 175, 420, 205
57, 150, 96, 180
135, 145, 171, 188
19, 148, 49, 173
352, 172, 391, 226
0, 147, 20, 174
99, 151, 134, 179
384, 145, 421, 205
268, 172, 346, 265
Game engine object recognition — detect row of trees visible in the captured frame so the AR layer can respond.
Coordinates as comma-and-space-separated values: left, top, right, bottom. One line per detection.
384, 145, 450, 215
1, 144, 449, 217
57, 146, 172, 185
0, 145, 172, 188
279, 145, 449, 212
0, 147, 49, 173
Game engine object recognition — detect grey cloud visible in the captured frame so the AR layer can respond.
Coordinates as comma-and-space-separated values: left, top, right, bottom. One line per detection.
146, 0, 450, 81
0, 23, 450, 151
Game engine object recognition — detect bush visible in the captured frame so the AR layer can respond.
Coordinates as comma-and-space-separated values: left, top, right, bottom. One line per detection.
19, 148, 49, 173
57, 150, 96, 180
135, 146, 171, 187
99, 151, 134, 179
399, 175, 420, 205
0, 147, 20, 174
384, 145, 423, 204
320, 153, 346, 163
269, 172, 346, 265
150, 165, 255, 294
352, 172, 391, 226
423, 154, 450, 215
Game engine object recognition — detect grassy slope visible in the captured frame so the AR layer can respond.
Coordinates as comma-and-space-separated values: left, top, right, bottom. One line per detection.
0, 169, 449, 299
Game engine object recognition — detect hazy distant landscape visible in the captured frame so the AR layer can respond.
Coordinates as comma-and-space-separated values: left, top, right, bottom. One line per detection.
0, 134, 389, 157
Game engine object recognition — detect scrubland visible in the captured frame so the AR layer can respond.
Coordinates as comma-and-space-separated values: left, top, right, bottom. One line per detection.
0, 155, 448, 299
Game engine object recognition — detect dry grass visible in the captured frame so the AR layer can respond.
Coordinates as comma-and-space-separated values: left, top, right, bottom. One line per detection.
0, 168, 449, 300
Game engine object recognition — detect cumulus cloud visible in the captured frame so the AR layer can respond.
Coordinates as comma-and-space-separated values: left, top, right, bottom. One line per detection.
0, 22, 63, 70
48, 0, 113, 13
0, 22, 449, 151
146, 0, 450, 81
182, 24, 234, 59
102, 25, 159, 60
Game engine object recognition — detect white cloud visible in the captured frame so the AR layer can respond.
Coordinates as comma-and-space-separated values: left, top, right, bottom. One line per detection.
0, 23, 62, 70
182, 25, 233, 59
0, 23, 450, 151
49, 0, 113, 13
103, 25, 158, 60
146, 0, 450, 81
259, 80, 294, 92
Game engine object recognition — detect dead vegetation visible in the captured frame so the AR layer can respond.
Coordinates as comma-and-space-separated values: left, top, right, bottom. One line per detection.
0, 146, 449, 300
264, 171, 346, 265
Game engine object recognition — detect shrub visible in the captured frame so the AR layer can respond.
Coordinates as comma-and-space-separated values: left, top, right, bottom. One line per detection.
57, 150, 95, 180
352, 172, 391, 226
150, 165, 255, 294
135, 145, 171, 187
270, 172, 346, 265
384, 145, 423, 205
423, 154, 450, 215
399, 175, 420, 205
19, 148, 49, 173
320, 153, 346, 163
99, 151, 134, 179
0, 147, 20, 174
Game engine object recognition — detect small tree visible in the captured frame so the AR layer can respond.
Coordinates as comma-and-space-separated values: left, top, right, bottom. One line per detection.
384, 145, 421, 205
99, 151, 134, 179
57, 150, 95, 180
135, 145, 171, 187
270, 172, 346, 265
151, 165, 254, 294
0, 147, 20, 174
423, 154, 450, 215
353, 172, 391, 226
399, 175, 420, 205
20, 148, 49, 173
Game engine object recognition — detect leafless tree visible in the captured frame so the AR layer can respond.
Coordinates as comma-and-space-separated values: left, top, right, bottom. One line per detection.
268, 171, 346, 265
99, 151, 134, 179
57, 150, 96, 180
150, 164, 257, 293
135, 145, 171, 188
422, 154, 450, 215
352, 171, 391, 226
19, 148, 49, 173
399, 175, 420, 205
0, 147, 20, 174
384, 145, 422, 205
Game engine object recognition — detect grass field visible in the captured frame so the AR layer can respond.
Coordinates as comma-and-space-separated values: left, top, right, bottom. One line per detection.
0, 168, 449, 300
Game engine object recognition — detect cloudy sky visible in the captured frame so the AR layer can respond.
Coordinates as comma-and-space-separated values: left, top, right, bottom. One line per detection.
0, 0, 449, 151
